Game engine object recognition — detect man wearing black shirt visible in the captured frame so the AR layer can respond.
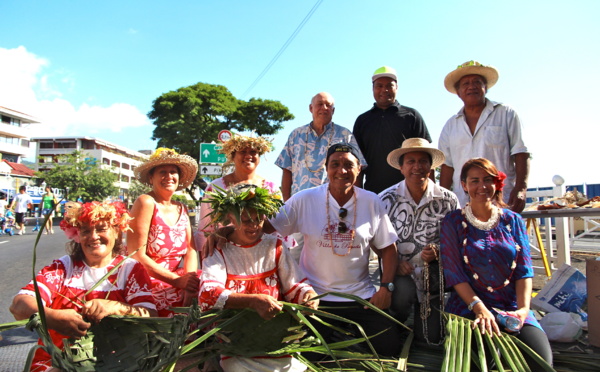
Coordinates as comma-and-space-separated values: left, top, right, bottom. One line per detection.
353, 66, 432, 194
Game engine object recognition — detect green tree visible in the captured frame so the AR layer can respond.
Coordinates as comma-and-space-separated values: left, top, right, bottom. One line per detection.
36, 151, 119, 202
127, 179, 151, 203
148, 83, 294, 162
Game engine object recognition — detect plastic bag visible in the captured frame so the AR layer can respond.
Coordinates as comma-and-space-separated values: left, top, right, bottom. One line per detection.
539, 312, 583, 342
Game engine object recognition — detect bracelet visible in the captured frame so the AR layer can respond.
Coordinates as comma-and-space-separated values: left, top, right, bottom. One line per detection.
468, 299, 482, 311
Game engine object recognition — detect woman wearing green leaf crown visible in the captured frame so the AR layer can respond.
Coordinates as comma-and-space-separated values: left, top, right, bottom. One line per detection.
10, 201, 157, 372
199, 184, 318, 372
195, 134, 296, 254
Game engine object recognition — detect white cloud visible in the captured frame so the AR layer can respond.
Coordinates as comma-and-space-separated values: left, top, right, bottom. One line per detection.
0, 46, 152, 156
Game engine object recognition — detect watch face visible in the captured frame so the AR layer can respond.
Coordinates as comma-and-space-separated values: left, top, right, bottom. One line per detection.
386, 283, 395, 292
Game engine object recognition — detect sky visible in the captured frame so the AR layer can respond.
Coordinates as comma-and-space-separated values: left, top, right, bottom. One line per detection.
1, 0, 599, 190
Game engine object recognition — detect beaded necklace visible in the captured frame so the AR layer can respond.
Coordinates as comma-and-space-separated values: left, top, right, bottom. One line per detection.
462, 204, 520, 293
421, 243, 445, 346
304, 124, 334, 173
325, 186, 357, 256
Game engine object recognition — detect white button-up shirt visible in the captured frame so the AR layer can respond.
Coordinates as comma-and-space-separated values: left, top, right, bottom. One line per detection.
438, 99, 529, 206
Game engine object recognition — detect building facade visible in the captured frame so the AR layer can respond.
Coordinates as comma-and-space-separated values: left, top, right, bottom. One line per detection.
0, 106, 40, 163
31, 136, 149, 201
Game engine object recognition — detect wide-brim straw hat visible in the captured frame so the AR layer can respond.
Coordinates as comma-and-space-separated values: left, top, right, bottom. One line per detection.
444, 60, 499, 94
387, 138, 445, 170
134, 148, 198, 191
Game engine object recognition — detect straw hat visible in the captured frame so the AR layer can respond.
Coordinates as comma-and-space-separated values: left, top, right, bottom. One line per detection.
135, 148, 198, 190
444, 60, 499, 94
387, 138, 445, 170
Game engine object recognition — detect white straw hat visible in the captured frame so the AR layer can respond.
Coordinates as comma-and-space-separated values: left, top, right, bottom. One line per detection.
387, 138, 445, 170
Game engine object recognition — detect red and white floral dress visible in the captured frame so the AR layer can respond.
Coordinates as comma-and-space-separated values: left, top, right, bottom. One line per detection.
146, 201, 191, 315
18, 255, 155, 372
199, 234, 313, 372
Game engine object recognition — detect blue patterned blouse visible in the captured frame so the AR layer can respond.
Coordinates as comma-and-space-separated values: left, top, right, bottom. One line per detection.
440, 208, 542, 330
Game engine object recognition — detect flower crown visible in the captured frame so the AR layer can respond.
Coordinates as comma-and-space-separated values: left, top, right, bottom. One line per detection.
60, 201, 133, 243
202, 184, 283, 228
217, 134, 274, 163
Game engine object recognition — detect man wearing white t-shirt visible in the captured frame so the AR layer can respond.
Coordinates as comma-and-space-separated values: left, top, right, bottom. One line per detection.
9, 186, 32, 235
270, 143, 400, 357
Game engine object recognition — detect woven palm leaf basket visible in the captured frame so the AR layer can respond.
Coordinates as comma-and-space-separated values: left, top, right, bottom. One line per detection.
26, 311, 193, 372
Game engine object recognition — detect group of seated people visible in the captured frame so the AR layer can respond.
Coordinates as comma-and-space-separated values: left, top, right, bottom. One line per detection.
10, 137, 552, 372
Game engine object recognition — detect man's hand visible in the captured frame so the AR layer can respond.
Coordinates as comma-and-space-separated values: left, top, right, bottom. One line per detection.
202, 226, 234, 259
396, 260, 414, 276
369, 288, 392, 310
421, 244, 439, 264
508, 188, 526, 213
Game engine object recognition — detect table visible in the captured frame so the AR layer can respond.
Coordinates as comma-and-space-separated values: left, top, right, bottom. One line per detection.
522, 208, 600, 274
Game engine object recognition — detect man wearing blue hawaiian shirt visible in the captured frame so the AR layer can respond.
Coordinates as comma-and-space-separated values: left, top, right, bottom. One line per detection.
276, 92, 366, 201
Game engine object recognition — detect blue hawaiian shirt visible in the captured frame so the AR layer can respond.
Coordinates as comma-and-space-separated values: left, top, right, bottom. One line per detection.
275, 122, 367, 196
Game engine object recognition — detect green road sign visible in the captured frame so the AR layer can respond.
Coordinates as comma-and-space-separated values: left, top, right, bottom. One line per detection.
199, 143, 226, 164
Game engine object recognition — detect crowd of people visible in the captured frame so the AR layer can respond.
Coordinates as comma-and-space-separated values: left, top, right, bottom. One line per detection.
10, 60, 553, 372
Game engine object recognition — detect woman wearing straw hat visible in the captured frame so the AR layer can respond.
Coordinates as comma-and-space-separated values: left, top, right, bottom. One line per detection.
379, 138, 459, 345
128, 148, 200, 316
196, 134, 295, 253
11, 201, 157, 371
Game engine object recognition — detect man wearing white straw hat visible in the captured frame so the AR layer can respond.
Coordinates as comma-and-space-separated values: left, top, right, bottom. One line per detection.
379, 138, 458, 345
438, 60, 530, 212
354, 66, 432, 195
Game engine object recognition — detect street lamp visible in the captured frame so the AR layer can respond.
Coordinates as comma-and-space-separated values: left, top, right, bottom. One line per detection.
65, 186, 70, 201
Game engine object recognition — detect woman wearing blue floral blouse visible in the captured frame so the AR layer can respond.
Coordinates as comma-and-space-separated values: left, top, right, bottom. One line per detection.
440, 158, 552, 371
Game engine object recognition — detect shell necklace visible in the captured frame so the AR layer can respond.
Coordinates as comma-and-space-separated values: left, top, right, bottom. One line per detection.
304, 123, 334, 173
462, 204, 520, 292
325, 186, 357, 256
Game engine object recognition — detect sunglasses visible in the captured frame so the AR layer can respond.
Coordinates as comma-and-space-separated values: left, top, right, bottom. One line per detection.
338, 208, 348, 233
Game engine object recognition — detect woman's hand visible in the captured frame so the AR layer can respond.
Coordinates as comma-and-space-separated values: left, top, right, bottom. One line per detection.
301, 290, 319, 310
513, 308, 529, 330
472, 302, 502, 337
396, 260, 414, 276
81, 299, 115, 324
250, 294, 283, 320
172, 272, 200, 292
46, 308, 91, 338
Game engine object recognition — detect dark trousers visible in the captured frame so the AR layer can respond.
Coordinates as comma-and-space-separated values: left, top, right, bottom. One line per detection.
312, 300, 401, 357
391, 274, 443, 344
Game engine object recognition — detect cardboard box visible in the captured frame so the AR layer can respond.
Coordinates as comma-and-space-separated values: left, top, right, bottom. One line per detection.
586, 259, 600, 347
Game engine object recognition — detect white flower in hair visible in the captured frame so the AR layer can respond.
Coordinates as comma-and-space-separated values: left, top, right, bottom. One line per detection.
506, 225, 511, 232
462, 221, 467, 229
487, 286, 494, 292
473, 273, 479, 280
463, 255, 469, 264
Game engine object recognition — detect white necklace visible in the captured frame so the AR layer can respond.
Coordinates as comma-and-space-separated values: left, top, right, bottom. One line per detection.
464, 204, 500, 231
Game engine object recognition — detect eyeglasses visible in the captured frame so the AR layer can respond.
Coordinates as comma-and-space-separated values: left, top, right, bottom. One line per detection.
338, 208, 348, 233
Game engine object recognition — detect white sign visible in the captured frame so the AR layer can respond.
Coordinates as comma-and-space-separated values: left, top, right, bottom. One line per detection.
200, 165, 223, 176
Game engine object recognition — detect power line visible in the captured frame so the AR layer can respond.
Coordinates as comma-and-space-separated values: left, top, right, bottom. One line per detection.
241, 0, 323, 98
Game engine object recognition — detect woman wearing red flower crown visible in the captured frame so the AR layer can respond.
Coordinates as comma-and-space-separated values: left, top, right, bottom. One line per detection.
10, 201, 157, 371
440, 158, 552, 371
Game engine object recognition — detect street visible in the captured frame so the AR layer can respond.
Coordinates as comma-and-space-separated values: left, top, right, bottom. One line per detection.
0, 220, 68, 347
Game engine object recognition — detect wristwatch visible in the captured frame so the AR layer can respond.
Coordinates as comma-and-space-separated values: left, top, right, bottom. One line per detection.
381, 282, 395, 292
